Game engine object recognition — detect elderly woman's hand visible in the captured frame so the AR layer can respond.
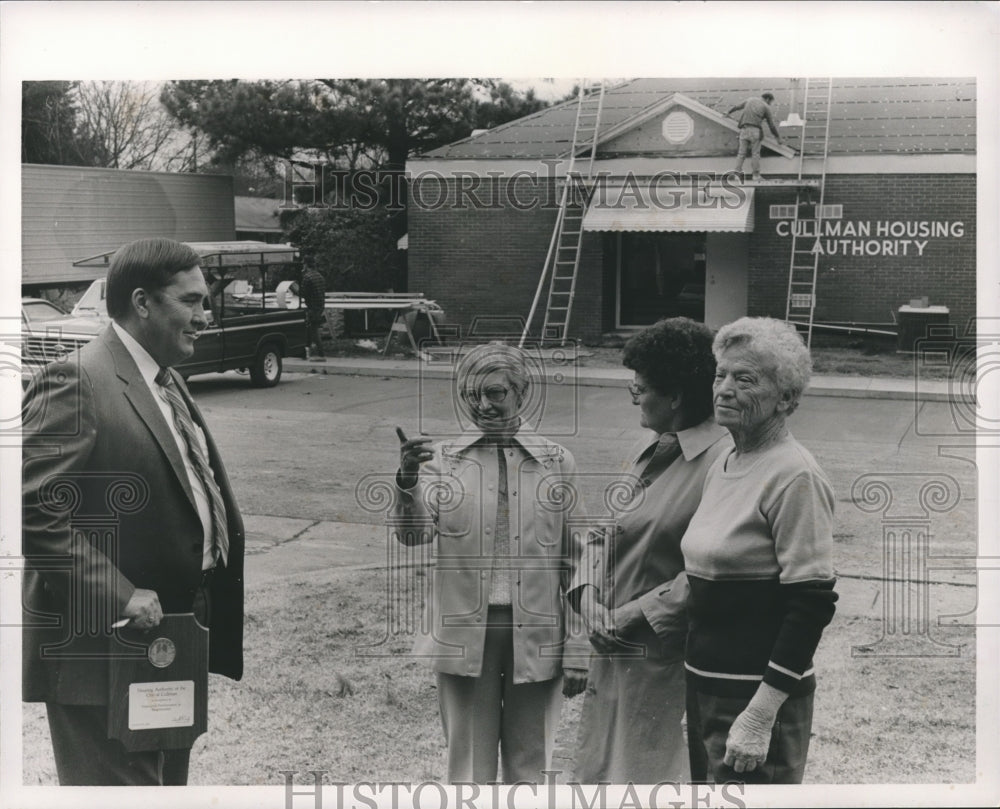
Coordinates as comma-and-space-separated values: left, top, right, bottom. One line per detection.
396, 427, 434, 489
562, 667, 588, 698
723, 682, 788, 773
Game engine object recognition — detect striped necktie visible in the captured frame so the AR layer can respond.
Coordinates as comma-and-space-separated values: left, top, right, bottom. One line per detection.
155, 367, 229, 566
489, 441, 512, 605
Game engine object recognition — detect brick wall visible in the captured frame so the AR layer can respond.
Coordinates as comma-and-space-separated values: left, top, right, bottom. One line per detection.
408, 175, 608, 342
410, 172, 976, 341
748, 174, 976, 333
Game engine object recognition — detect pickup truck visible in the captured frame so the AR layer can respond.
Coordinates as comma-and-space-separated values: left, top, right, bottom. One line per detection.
48, 241, 309, 387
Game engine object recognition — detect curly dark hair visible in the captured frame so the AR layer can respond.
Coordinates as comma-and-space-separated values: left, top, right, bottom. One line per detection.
622, 317, 717, 422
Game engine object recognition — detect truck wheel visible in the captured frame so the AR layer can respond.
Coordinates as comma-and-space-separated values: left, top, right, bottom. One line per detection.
250, 344, 282, 387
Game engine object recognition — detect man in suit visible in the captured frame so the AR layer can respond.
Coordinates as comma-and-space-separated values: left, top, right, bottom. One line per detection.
22, 237, 245, 785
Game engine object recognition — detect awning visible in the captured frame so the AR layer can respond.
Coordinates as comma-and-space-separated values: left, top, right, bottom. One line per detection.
582, 184, 755, 232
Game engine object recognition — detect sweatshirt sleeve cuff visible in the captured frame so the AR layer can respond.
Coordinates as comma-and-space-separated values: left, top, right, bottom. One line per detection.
763, 660, 812, 694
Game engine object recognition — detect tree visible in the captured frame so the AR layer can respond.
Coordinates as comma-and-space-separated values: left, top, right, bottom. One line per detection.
280, 206, 397, 292
160, 78, 555, 288
73, 81, 193, 170
162, 79, 486, 172
471, 82, 551, 130
22, 81, 83, 165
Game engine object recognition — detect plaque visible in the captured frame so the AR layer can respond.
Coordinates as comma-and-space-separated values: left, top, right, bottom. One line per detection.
128, 681, 195, 729
108, 613, 208, 752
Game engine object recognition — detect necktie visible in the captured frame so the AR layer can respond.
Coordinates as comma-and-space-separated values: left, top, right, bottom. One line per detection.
489, 441, 512, 605
155, 367, 229, 566
632, 433, 683, 499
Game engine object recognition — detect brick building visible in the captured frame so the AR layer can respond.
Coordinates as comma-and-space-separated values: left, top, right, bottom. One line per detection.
405, 78, 976, 342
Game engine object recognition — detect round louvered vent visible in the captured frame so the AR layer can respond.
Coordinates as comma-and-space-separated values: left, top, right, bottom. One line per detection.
662, 111, 694, 144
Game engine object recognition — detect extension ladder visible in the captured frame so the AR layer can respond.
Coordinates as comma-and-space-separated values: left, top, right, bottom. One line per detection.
783, 78, 833, 347
520, 81, 604, 347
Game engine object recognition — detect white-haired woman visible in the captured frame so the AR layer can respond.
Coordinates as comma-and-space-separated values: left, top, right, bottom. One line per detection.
681, 317, 838, 784
393, 342, 587, 784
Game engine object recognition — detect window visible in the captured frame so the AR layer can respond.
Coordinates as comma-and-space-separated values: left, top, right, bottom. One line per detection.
769, 203, 843, 219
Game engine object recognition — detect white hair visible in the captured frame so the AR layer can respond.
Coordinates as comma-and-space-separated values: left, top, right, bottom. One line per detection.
713, 317, 812, 412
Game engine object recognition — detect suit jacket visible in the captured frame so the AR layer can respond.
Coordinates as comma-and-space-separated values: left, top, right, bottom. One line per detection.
22, 326, 245, 705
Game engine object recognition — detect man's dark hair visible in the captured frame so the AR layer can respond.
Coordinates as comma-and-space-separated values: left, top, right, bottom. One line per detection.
762, 92, 775, 102
622, 317, 717, 422
106, 238, 203, 320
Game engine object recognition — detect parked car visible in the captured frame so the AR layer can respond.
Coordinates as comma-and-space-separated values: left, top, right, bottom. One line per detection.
26, 241, 309, 388
21, 297, 105, 378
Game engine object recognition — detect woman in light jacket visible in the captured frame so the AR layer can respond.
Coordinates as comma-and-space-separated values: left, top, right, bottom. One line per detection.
393, 342, 587, 785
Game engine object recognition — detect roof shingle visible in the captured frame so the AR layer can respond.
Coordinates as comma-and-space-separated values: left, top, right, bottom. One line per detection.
418, 78, 975, 160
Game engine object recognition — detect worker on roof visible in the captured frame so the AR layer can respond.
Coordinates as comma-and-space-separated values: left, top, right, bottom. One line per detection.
727, 92, 784, 181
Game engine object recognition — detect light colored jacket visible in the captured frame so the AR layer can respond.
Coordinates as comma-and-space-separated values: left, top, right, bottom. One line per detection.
392, 425, 588, 683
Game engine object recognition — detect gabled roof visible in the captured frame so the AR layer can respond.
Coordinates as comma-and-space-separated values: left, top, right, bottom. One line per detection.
419, 78, 975, 160
596, 92, 796, 159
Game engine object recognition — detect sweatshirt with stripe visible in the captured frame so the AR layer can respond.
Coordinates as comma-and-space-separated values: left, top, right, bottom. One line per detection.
680, 433, 838, 698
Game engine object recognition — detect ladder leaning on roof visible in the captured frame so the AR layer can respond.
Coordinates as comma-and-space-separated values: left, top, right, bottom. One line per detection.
519, 81, 605, 348
783, 78, 833, 348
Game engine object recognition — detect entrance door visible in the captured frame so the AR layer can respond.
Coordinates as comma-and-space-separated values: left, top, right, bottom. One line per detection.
617, 232, 706, 326
704, 232, 749, 329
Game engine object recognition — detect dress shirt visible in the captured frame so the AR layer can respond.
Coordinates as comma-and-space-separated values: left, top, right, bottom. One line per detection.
112, 322, 215, 570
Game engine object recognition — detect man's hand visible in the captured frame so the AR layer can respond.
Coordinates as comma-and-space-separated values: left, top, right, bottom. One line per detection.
396, 427, 433, 489
723, 682, 788, 773
562, 667, 588, 698
121, 588, 162, 631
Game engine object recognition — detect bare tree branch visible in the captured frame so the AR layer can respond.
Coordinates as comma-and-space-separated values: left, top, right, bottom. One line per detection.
73, 81, 196, 170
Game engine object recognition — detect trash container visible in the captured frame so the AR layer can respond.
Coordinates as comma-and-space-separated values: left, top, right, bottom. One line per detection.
896, 305, 950, 353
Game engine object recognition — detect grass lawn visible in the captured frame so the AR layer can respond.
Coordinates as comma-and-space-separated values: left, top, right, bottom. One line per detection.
23, 562, 976, 786
19, 328, 977, 786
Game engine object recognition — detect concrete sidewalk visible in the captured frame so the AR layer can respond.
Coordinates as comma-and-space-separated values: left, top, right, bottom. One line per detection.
285, 355, 956, 402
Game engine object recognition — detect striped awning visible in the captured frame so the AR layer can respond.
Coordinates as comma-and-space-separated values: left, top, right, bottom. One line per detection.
582, 184, 755, 232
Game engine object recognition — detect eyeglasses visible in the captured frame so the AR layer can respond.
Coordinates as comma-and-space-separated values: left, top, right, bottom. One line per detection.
627, 382, 647, 401
461, 385, 510, 405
